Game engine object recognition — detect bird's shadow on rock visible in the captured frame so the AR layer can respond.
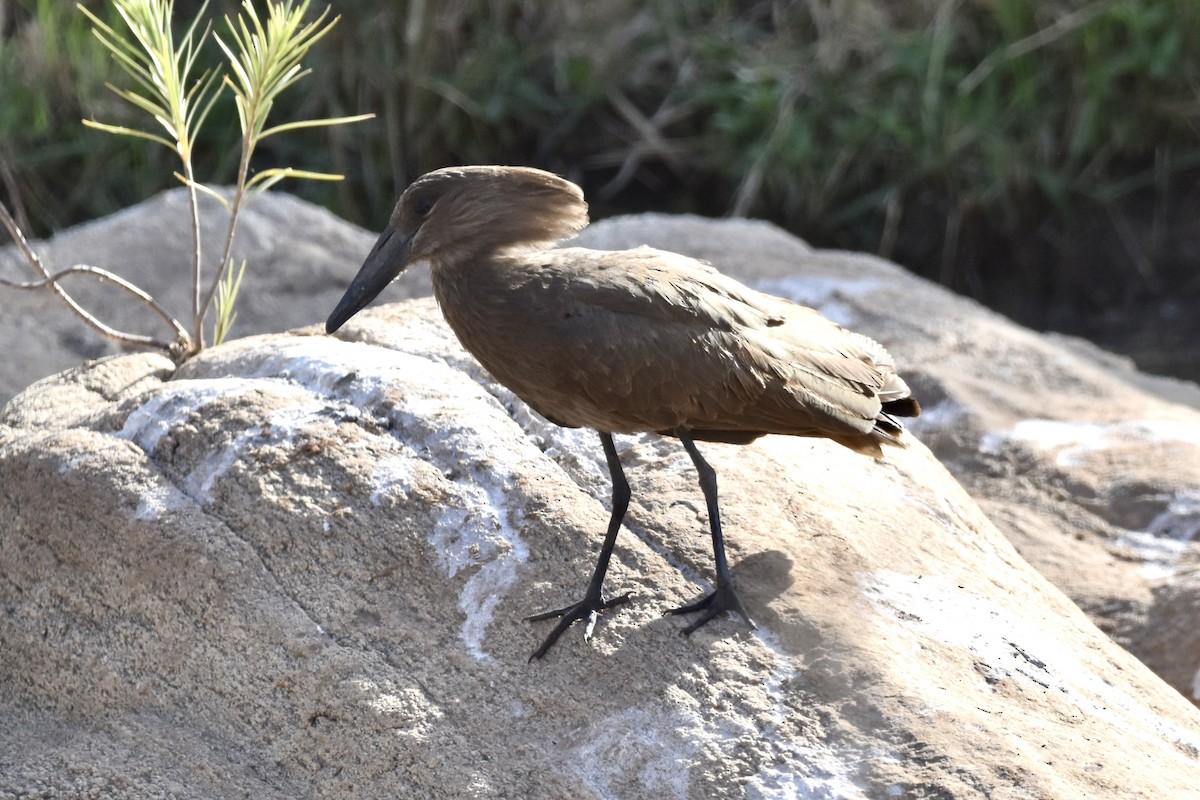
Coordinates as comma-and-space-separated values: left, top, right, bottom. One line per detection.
678, 548, 801, 647
731, 548, 795, 615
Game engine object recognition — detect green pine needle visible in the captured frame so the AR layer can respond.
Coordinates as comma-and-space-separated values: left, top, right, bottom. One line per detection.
79, 0, 372, 357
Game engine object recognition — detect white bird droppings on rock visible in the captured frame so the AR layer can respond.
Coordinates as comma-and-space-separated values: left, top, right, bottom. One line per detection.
132, 480, 191, 522
864, 570, 1200, 756
224, 336, 542, 664
1116, 489, 1200, 578
980, 418, 1200, 467
116, 377, 249, 454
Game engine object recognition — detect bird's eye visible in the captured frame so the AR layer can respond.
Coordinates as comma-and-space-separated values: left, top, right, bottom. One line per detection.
412, 198, 435, 217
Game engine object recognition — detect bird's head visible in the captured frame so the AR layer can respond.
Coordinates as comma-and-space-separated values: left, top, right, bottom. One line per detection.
326, 165, 588, 333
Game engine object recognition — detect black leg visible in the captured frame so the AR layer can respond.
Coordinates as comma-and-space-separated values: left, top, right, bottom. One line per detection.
667, 429, 756, 635
525, 431, 633, 659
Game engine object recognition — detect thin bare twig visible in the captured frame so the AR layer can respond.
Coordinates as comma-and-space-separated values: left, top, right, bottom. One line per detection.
0, 198, 192, 355
0, 264, 189, 343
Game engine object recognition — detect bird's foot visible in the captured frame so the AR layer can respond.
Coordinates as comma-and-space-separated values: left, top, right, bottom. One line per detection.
524, 591, 632, 661
667, 582, 756, 636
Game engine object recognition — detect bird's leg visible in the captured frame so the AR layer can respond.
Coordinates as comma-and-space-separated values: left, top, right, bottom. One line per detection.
524, 431, 633, 659
667, 429, 757, 635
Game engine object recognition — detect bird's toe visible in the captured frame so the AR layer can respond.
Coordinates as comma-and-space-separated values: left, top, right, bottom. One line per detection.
667, 582, 755, 636
525, 592, 632, 660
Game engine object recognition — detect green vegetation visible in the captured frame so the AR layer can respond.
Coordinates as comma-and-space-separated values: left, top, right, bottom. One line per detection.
2, 0, 1198, 340
1, 0, 368, 357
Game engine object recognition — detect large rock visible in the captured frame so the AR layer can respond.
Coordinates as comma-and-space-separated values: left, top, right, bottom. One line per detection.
3, 304, 1200, 798
574, 216, 1200, 707
4, 194, 1200, 795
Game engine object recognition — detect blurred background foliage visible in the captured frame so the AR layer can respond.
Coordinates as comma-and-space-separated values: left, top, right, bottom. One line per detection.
2, 0, 1199, 377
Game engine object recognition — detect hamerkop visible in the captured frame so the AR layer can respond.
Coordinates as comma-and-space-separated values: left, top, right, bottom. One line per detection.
326, 165, 920, 659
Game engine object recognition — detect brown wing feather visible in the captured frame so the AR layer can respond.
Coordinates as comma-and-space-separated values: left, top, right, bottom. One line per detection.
433, 245, 915, 454
534, 248, 911, 445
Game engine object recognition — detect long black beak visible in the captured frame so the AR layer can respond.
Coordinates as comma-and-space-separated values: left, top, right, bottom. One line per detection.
326, 226, 415, 333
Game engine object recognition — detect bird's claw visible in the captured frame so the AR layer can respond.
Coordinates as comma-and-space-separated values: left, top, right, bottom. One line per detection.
667, 582, 756, 636
525, 592, 632, 660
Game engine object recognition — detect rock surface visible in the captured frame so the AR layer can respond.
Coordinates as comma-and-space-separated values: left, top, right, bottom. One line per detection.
4, 305, 1200, 799
3, 193, 1200, 797
575, 216, 1200, 708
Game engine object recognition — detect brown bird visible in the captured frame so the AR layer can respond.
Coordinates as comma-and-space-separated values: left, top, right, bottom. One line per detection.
327, 165, 919, 659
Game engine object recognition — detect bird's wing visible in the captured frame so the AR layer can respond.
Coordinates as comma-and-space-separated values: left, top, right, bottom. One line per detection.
538, 247, 899, 441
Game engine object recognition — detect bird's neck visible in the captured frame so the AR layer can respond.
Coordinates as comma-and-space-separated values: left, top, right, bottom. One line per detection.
429, 250, 543, 342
